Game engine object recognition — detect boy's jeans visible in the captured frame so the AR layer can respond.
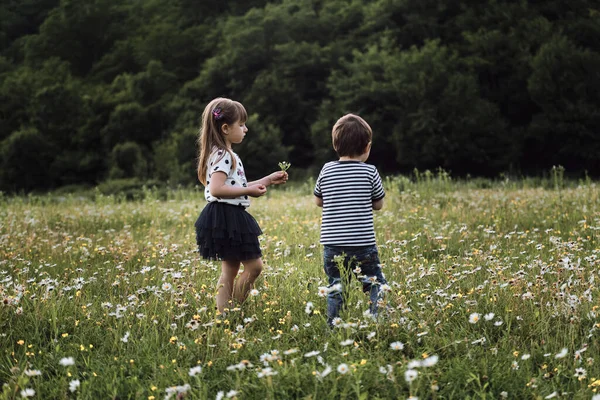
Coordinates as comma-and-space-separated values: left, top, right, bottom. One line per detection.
323, 245, 387, 325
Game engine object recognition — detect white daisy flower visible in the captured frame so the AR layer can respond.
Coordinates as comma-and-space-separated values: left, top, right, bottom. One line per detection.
390, 341, 404, 350
337, 363, 349, 374
69, 379, 80, 393
20, 388, 35, 398
404, 369, 418, 383
469, 313, 480, 324
59, 357, 75, 366
555, 348, 568, 359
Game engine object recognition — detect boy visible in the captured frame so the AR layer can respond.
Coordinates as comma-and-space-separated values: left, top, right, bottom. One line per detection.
314, 113, 387, 326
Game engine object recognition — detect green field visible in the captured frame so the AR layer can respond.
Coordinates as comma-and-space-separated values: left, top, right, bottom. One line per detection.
1, 177, 600, 399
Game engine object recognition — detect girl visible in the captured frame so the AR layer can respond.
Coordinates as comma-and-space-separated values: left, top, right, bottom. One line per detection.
195, 97, 288, 314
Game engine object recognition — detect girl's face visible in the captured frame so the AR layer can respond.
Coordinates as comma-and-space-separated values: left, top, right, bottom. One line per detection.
223, 120, 248, 147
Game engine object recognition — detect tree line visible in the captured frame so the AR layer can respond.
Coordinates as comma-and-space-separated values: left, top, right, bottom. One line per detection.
1, 0, 599, 192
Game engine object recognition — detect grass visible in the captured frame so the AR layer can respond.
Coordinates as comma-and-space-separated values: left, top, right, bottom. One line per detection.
1, 174, 600, 399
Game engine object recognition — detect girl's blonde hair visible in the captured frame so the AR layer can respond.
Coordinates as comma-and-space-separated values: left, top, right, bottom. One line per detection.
197, 97, 248, 185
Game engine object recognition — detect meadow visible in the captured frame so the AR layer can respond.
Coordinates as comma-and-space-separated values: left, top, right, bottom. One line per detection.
1, 173, 600, 399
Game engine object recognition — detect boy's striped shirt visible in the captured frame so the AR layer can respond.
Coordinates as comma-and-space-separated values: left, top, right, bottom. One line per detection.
314, 161, 385, 246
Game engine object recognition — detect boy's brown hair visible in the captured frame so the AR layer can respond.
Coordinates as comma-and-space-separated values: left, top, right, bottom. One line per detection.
331, 114, 372, 157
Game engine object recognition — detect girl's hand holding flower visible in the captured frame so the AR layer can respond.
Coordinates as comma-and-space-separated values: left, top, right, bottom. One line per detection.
268, 171, 288, 185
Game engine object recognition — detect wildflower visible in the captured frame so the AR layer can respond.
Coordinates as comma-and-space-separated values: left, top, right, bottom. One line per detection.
165, 384, 191, 400
257, 367, 278, 378
367, 332, 376, 340
59, 357, 75, 366
69, 379, 80, 392
500, 392, 508, 399
283, 348, 299, 355
315, 365, 332, 380
494, 320, 503, 326
317, 287, 329, 297
216, 391, 224, 400
521, 354, 531, 360
340, 339, 354, 346
20, 389, 35, 398
250, 289, 259, 297
511, 361, 519, 370
404, 369, 418, 383
189, 366, 202, 376
161, 282, 172, 291
305, 302, 314, 315
469, 313, 480, 324
555, 348, 568, 359
544, 392, 558, 399
121, 331, 130, 343
337, 363, 349, 374
390, 341, 404, 350
574, 367, 586, 379
304, 350, 320, 358
421, 355, 439, 367
24, 369, 42, 376
226, 390, 239, 398
484, 313, 495, 321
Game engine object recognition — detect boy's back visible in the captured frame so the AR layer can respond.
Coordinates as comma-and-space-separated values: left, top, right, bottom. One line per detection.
314, 160, 385, 247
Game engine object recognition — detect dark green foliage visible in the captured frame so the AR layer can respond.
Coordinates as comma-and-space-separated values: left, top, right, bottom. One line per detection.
0, 0, 599, 192
109, 141, 148, 179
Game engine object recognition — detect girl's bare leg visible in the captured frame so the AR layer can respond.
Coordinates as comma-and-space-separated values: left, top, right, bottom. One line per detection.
216, 260, 240, 313
233, 258, 263, 303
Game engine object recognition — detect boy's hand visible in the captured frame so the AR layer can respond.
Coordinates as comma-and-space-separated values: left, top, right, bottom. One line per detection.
267, 171, 288, 185
248, 185, 267, 197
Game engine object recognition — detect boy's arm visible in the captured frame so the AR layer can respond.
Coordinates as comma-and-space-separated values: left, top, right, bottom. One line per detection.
314, 196, 323, 207
372, 198, 384, 210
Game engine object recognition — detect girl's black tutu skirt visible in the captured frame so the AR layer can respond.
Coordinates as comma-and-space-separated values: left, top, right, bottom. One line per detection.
195, 202, 262, 261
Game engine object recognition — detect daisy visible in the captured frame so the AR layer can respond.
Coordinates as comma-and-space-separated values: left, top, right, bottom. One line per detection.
337, 363, 349, 374
315, 365, 332, 380
20, 389, 35, 398
544, 392, 558, 399
421, 355, 439, 367
484, 313, 495, 321
521, 354, 531, 360
317, 287, 329, 297
404, 369, 418, 383
249, 289, 259, 297
304, 350, 320, 358
340, 339, 354, 346
24, 369, 42, 377
574, 367, 586, 378
121, 331, 130, 343
469, 313, 480, 324
226, 390, 239, 398
59, 357, 75, 366
390, 341, 404, 350
161, 282, 172, 291
69, 379, 80, 393
555, 348, 568, 359
189, 366, 202, 376
305, 302, 314, 314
